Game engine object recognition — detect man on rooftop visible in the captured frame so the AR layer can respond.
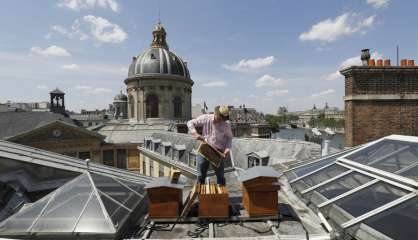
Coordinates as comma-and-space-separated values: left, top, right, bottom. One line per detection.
187, 106, 232, 185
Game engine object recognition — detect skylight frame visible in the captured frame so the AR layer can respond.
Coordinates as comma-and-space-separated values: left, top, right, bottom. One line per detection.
337, 135, 418, 189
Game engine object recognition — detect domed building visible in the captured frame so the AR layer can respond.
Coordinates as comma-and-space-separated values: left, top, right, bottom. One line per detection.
124, 22, 193, 123
113, 91, 128, 119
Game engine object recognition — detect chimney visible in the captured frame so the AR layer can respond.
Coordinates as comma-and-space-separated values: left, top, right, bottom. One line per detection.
401, 59, 408, 67
376, 59, 383, 67
369, 59, 376, 67
384, 59, 391, 66
408, 60, 415, 67
361, 49, 371, 66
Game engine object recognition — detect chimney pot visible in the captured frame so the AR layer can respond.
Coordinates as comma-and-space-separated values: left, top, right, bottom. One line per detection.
401, 59, 408, 67
384, 59, 391, 66
408, 60, 415, 67
376, 59, 383, 67
369, 59, 376, 67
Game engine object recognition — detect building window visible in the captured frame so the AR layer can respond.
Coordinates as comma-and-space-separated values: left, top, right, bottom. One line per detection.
149, 160, 154, 177
174, 96, 182, 119
78, 151, 90, 160
146, 94, 159, 118
159, 165, 164, 177
116, 149, 127, 169
103, 149, 114, 167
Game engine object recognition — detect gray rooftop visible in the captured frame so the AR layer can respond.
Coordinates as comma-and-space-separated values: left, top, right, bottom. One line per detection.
0, 111, 75, 139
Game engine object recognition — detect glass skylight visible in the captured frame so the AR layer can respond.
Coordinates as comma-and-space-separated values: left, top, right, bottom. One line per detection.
286, 135, 418, 240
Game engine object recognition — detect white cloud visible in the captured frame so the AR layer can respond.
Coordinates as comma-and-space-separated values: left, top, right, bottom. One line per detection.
36, 85, 48, 90
61, 64, 80, 70
73, 85, 112, 95
311, 89, 335, 97
202, 81, 227, 87
255, 74, 284, 87
299, 13, 376, 43
266, 89, 289, 97
76, 15, 127, 43
223, 56, 274, 72
30, 45, 71, 57
325, 51, 383, 80
248, 94, 258, 99
367, 0, 390, 8
58, 0, 120, 12
47, 16, 127, 44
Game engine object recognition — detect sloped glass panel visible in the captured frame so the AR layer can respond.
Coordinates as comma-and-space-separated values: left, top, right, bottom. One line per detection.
99, 192, 130, 229
358, 196, 418, 240
0, 195, 50, 234
91, 173, 141, 210
288, 155, 339, 180
333, 182, 409, 218
31, 174, 92, 232
316, 172, 373, 200
74, 195, 114, 233
298, 164, 348, 187
117, 179, 145, 195
344, 140, 418, 173
400, 164, 418, 181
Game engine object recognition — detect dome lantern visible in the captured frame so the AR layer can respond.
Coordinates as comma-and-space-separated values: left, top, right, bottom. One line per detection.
151, 21, 169, 50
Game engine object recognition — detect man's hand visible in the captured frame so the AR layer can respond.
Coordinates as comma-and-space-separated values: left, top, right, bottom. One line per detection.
193, 133, 205, 142
223, 148, 230, 158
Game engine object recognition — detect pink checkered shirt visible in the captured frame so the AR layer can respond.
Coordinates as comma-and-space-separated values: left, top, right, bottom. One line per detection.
187, 114, 232, 150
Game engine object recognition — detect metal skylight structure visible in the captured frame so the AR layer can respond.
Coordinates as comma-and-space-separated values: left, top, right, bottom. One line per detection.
0, 171, 146, 239
285, 135, 418, 240
0, 140, 150, 239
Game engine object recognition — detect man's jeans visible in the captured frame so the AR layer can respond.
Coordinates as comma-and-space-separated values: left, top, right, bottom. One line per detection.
196, 154, 225, 185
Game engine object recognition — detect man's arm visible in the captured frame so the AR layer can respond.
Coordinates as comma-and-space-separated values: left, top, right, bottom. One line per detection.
187, 115, 207, 141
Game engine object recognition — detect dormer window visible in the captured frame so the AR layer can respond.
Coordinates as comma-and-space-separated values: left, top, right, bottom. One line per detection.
173, 144, 186, 163
162, 142, 172, 158
246, 150, 269, 168
150, 53, 156, 59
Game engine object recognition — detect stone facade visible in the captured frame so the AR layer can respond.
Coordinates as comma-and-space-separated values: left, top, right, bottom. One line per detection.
341, 65, 418, 147
125, 78, 192, 122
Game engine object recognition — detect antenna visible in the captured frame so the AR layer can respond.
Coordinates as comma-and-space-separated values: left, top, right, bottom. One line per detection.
397, 45, 399, 66
158, 0, 161, 23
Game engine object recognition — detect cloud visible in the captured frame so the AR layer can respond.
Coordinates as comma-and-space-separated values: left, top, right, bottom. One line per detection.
202, 81, 227, 87
73, 85, 112, 95
58, 0, 120, 12
30, 45, 71, 57
223, 56, 274, 72
255, 74, 284, 87
299, 13, 376, 43
366, 0, 390, 8
47, 16, 127, 44
36, 85, 48, 90
74, 15, 127, 43
266, 89, 289, 97
311, 89, 335, 97
61, 64, 80, 70
325, 51, 383, 80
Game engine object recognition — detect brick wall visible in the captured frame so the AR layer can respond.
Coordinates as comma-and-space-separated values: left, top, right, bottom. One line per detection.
342, 67, 418, 147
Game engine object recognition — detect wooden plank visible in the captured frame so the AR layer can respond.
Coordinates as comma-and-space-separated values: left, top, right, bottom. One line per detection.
180, 183, 200, 219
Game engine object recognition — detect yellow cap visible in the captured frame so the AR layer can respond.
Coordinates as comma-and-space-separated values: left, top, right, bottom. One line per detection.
215, 105, 229, 120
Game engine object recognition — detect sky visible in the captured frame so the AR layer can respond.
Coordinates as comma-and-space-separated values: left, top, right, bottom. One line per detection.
1, 0, 417, 114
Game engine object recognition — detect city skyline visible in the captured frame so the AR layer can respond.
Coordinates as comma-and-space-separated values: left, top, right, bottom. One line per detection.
1, 0, 415, 113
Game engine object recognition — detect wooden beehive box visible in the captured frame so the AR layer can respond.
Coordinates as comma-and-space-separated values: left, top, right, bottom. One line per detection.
145, 177, 184, 219
199, 183, 229, 218
239, 166, 282, 217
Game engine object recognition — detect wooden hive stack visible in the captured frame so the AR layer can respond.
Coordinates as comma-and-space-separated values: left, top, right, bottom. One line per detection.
145, 176, 184, 219
198, 180, 229, 218
238, 166, 282, 217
